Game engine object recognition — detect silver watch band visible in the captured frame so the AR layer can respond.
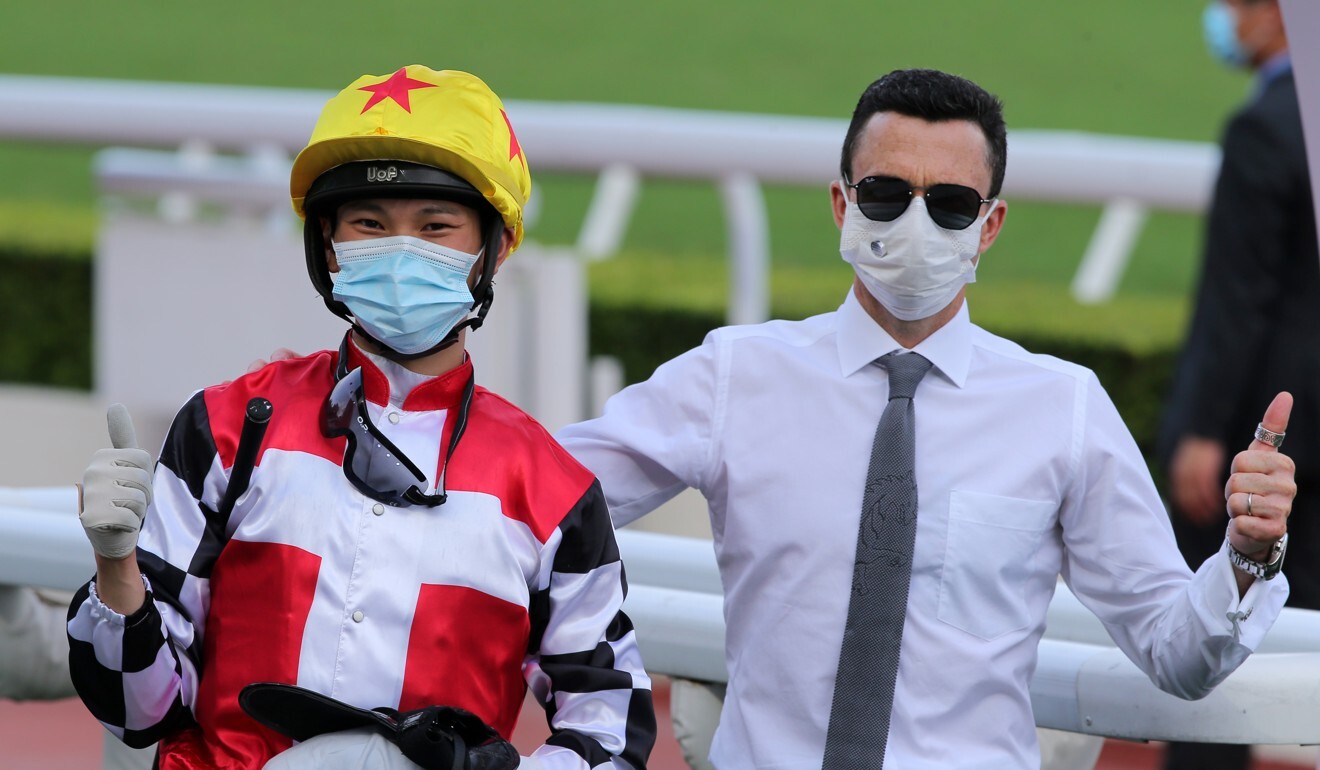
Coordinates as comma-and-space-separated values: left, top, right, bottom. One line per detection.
1227, 533, 1288, 580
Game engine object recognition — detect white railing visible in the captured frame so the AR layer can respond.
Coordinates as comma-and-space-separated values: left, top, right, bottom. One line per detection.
6, 487, 1320, 745
0, 74, 1220, 311
613, 528, 1320, 745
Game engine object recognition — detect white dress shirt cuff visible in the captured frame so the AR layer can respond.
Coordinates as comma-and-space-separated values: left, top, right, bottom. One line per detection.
1196, 540, 1289, 649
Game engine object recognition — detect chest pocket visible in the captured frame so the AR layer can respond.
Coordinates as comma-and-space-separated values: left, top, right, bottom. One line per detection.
937, 490, 1057, 641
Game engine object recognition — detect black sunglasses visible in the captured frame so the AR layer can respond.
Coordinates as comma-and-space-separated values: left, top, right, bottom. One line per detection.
844, 175, 993, 231
321, 363, 473, 508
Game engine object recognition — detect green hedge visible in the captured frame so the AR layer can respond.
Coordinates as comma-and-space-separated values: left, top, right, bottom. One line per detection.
4, 249, 1175, 467
1, 249, 93, 389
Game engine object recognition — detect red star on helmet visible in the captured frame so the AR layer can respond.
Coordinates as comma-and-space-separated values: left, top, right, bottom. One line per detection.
501, 110, 523, 163
357, 68, 437, 114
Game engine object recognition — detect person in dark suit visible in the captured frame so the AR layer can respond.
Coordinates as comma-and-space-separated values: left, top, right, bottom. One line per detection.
1161, 2, 1316, 768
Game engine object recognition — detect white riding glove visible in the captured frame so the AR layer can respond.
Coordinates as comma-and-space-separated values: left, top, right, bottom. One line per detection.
80, 404, 153, 560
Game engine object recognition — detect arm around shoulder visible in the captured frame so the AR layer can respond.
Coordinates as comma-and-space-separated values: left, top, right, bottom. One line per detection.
556, 336, 725, 527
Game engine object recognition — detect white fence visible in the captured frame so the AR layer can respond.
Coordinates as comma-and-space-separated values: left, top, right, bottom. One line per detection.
0, 73, 1221, 313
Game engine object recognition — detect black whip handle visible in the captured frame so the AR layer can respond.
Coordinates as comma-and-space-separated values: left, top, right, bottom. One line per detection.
218, 397, 272, 517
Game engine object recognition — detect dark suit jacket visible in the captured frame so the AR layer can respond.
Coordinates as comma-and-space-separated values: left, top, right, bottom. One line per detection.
1160, 70, 1320, 479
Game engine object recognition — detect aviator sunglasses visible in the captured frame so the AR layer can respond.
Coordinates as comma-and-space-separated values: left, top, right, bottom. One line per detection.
321, 345, 474, 507
844, 175, 994, 231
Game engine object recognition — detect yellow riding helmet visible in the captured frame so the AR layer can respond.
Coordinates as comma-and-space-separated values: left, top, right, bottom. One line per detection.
290, 66, 531, 252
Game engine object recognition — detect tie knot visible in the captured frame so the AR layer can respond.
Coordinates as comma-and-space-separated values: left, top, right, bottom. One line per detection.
878, 352, 932, 400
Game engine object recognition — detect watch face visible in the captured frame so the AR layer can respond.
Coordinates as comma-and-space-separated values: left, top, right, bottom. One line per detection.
1266, 534, 1288, 573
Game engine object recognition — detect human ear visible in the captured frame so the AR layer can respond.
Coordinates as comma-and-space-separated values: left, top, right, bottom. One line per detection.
830, 181, 848, 229
976, 200, 1008, 259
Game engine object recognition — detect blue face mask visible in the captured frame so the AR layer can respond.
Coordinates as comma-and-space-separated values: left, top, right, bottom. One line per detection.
1203, 2, 1248, 68
331, 234, 482, 355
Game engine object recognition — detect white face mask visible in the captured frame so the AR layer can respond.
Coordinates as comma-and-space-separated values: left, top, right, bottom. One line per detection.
838, 192, 995, 321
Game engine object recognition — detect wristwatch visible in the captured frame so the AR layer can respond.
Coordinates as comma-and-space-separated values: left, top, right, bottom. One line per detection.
1227, 533, 1288, 580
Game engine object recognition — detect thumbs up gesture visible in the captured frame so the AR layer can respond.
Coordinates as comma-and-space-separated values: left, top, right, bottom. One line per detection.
80, 404, 153, 560
1226, 392, 1296, 561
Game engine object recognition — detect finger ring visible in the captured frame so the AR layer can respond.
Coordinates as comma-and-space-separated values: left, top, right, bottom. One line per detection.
1255, 423, 1286, 448
1247, 492, 1254, 516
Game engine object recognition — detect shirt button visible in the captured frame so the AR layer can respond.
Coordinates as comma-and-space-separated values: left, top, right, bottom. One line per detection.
387, 412, 400, 424
352, 610, 364, 623
372, 503, 384, 516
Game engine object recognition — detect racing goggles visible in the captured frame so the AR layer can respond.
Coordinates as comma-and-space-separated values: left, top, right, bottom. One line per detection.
844, 175, 993, 230
321, 365, 472, 507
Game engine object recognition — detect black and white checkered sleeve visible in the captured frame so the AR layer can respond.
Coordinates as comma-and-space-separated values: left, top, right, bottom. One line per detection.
524, 480, 656, 770
67, 391, 228, 747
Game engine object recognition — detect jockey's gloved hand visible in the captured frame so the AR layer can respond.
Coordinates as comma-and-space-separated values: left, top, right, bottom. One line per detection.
79, 404, 152, 560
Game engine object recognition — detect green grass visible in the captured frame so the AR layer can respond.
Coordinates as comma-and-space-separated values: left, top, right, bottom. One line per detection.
0, 0, 1245, 347
0, 1, 1247, 127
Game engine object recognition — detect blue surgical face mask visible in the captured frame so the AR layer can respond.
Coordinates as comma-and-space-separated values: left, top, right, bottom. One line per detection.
331, 234, 482, 355
1203, 2, 1248, 68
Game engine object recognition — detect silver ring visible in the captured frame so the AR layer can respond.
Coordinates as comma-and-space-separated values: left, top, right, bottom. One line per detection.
1247, 492, 1254, 516
1255, 423, 1286, 448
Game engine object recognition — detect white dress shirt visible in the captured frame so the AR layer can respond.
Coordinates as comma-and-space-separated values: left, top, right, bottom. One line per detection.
556, 290, 1288, 770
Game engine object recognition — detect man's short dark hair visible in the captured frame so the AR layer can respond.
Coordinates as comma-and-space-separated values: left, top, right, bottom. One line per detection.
840, 68, 1007, 198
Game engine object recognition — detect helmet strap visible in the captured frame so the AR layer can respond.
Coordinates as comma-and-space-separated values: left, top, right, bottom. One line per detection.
463, 212, 505, 332
304, 215, 354, 323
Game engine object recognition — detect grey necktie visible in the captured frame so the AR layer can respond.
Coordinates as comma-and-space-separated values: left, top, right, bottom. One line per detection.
822, 351, 933, 770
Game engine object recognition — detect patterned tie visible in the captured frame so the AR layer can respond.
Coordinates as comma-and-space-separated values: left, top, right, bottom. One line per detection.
822, 351, 933, 769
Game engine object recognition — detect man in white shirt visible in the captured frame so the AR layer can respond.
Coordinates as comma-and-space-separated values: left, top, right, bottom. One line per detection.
555, 68, 1298, 769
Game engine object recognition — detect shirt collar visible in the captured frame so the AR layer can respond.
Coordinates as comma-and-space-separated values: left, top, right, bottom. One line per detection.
340, 334, 473, 411
1256, 51, 1291, 90
835, 288, 972, 388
